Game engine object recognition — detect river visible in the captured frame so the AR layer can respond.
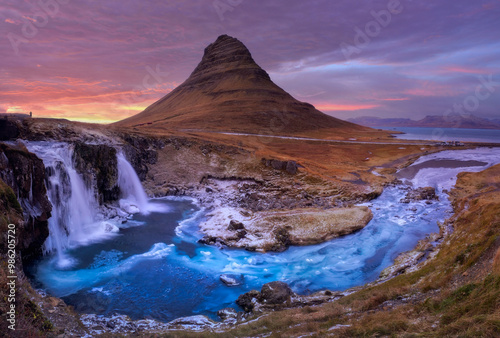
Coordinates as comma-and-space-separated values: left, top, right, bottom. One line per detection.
25, 144, 500, 322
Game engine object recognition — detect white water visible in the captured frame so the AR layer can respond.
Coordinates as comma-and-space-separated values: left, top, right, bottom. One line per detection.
24, 142, 154, 268
117, 152, 150, 214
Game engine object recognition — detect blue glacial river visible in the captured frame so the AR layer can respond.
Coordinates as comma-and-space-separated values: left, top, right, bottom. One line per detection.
27, 148, 500, 322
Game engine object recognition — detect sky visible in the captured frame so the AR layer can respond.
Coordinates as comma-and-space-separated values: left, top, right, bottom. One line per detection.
1, 0, 499, 123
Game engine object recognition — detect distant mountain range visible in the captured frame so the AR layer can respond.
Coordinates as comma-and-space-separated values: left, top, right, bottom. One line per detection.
348, 115, 500, 130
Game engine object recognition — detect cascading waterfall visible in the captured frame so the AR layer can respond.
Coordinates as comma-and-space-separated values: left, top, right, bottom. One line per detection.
25, 141, 151, 268
25, 142, 99, 267
117, 152, 150, 214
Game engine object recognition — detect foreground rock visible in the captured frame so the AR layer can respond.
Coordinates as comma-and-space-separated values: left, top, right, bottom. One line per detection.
200, 206, 373, 252
236, 281, 343, 314
400, 186, 438, 203
237, 281, 295, 312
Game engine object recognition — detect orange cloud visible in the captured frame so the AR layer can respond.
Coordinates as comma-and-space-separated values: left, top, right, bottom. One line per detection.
1, 76, 177, 123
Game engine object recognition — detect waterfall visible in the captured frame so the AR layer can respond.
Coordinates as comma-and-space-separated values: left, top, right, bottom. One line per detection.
117, 152, 150, 214
24, 142, 100, 267
24, 142, 154, 268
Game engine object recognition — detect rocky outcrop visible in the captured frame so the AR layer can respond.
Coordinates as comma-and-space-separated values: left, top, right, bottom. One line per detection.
217, 307, 238, 321
400, 187, 438, 204
0, 119, 20, 141
120, 134, 163, 181
199, 206, 373, 252
72, 142, 120, 204
260, 281, 294, 304
236, 281, 295, 312
262, 158, 300, 175
0, 143, 51, 262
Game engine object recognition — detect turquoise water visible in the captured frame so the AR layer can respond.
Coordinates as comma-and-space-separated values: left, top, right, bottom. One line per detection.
378, 127, 500, 143
28, 188, 448, 322
26, 147, 500, 323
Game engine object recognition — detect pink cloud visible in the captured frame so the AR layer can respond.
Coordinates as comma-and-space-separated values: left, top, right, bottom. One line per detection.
315, 103, 380, 111
442, 66, 490, 74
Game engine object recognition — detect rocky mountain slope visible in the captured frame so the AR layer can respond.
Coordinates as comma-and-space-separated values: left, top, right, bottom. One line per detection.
114, 35, 371, 137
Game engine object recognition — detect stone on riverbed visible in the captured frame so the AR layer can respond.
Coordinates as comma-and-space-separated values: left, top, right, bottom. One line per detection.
400, 187, 438, 203
220, 274, 244, 286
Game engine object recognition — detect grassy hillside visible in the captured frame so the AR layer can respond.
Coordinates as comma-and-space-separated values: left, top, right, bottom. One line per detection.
169, 164, 500, 337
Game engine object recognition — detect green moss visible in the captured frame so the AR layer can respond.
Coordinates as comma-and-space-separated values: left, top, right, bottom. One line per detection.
0, 180, 22, 213
23, 299, 54, 333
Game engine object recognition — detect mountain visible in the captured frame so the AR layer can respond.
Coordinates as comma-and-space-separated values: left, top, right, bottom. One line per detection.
346, 116, 414, 128
348, 114, 500, 130
114, 35, 369, 136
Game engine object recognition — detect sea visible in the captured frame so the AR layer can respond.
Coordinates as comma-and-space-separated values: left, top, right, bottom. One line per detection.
377, 126, 500, 143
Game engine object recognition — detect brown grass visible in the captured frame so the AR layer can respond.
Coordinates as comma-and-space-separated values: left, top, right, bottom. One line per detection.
173, 165, 500, 337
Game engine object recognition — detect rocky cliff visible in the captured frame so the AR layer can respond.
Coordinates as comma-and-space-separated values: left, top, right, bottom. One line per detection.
72, 142, 120, 204
0, 143, 51, 262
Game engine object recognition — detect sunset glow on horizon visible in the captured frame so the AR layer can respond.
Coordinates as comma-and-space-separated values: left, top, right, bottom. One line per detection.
1, 0, 499, 123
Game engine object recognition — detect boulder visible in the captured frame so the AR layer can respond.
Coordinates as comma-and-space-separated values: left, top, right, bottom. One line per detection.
220, 274, 244, 286
270, 227, 291, 252
227, 220, 245, 231
401, 186, 438, 203
236, 290, 260, 312
198, 235, 226, 247
260, 281, 294, 305
168, 315, 215, 328
236, 281, 295, 312
217, 307, 238, 320
285, 161, 298, 175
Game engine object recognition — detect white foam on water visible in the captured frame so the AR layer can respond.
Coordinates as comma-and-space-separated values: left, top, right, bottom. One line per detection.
37, 242, 173, 297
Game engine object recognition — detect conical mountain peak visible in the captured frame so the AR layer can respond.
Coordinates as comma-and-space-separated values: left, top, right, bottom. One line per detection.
185, 34, 270, 85
115, 35, 368, 137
